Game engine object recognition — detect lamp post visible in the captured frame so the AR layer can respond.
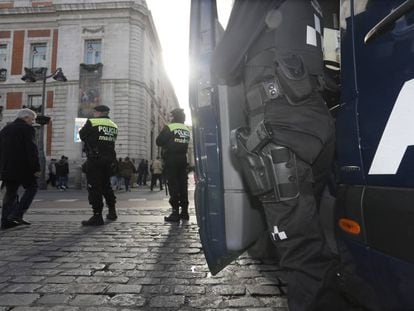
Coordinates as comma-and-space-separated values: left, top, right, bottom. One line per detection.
21, 67, 67, 190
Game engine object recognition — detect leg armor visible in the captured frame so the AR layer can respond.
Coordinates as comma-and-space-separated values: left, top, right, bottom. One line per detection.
230, 122, 299, 204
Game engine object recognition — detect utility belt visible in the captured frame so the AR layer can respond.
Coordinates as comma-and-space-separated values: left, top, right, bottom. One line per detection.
246, 54, 324, 115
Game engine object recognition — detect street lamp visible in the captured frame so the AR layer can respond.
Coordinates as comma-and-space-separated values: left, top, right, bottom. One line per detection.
21, 67, 67, 190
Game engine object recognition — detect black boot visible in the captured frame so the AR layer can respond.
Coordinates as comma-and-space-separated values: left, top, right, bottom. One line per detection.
180, 211, 189, 221
164, 212, 180, 222
82, 213, 104, 226
106, 207, 118, 220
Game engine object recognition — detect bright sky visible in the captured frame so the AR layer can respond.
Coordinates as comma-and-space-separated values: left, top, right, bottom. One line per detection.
146, 0, 233, 125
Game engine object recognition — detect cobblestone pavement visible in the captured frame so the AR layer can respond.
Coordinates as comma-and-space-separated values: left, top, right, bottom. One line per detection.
0, 205, 289, 310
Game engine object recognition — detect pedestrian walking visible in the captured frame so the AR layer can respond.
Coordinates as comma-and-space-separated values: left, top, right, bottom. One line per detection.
55, 155, 69, 191
142, 160, 149, 185
156, 108, 190, 222
150, 156, 163, 191
116, 158, 124, 190
118, 156, 136, 192
0, 108, 40, 229
46, 158, 57, 187
79, 104, 118, 226
136, 159, 145, 186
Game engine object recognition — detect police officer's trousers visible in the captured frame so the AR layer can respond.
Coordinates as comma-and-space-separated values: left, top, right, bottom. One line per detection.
165, 161, 189, 214
259, 139, 357, 311
86, 156, 116, 214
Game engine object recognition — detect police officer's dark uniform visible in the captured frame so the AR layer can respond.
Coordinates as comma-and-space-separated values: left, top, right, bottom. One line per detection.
79, 105, 118, 226
156, 108, 190, 222
211, 1, 367, 310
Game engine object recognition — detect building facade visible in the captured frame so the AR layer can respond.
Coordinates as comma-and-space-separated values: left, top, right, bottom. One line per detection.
0, 0, 179, 179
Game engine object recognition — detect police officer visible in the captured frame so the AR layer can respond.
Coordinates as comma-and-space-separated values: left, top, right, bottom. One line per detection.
211, 0, 371, 310
79, 105, 118, 226
156, 108, 191, 222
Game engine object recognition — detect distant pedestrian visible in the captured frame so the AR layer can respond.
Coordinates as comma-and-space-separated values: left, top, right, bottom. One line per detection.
79, 104, 118, 226
142, 160, 149, 185
118, 156, 136, 192
46, 158, 57, 187
55, 155, 69, 191
116, 158, 124, 190
150, 156, 163, 191
156, 108, 190, 222
136, 159, 146, 186
0, 108, 40, 229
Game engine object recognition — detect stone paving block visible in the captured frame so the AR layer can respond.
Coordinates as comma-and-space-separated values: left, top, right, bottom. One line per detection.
10, 307, 45, 311
8, 262, 34, 268
258, 297, 289, 307
36, 294, 72, 304
59, 263, 82, 269
108, 263, 136, 270
109, 294, 146, 307
74, 276, 104, 283
247, 285, 282, 296
48, 306, 80, 311
0, 293, 40, 306
69, 294, 109, 306
135, 264, 163, 271
12, 276, 45, 283
1, 283, 42, 293
85, 308, 117, 311
106, 276, 130, 283
43, 276, 76, 284
106, 284, 142, 294
68, 283, 108, 294
212, 285, 246, 296
149, 295, 185, 308
37, 284, 72, 294
60, 270, 92, 276
124, 270, 146, 277
31, 269, 61, 276
161, 278, 190, 285
188, 296, 224, 308
144, 285, 171, 294
174, 285, 206, 295
32, 262, 61, 269
224, 297, 263, 308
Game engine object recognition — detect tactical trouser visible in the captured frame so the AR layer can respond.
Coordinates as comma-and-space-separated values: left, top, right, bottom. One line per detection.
86, 156, 116, 214
232, 125, 354, 311
165, 162, 189, 215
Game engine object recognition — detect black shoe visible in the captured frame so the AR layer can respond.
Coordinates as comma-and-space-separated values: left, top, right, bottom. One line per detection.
18, 219, 31, 225
164, 213, 180, 222
180, 212, 189, 221
106, 211, 118, 221
81, 214, 104, 226
1, 219, 22, 230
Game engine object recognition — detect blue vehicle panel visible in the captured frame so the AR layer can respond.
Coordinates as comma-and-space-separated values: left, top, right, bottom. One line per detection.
337, 0, 414, 309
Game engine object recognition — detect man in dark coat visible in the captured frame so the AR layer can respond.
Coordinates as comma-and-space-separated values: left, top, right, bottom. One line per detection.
0, 108, 40, 229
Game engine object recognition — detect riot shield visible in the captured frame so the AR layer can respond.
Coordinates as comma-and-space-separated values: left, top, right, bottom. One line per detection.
189, 0, 266, 275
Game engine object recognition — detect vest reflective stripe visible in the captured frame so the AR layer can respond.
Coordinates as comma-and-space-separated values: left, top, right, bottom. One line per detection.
167, 123, 189, 132
167, 122, 190, 144
89, 118, 118, 142
89, 118, 118, 129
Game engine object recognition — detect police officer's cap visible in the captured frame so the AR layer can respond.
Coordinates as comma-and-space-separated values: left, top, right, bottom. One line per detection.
94, 105, 110, 112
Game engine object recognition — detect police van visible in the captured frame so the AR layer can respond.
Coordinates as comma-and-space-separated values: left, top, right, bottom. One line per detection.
189, 0, 414, 310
